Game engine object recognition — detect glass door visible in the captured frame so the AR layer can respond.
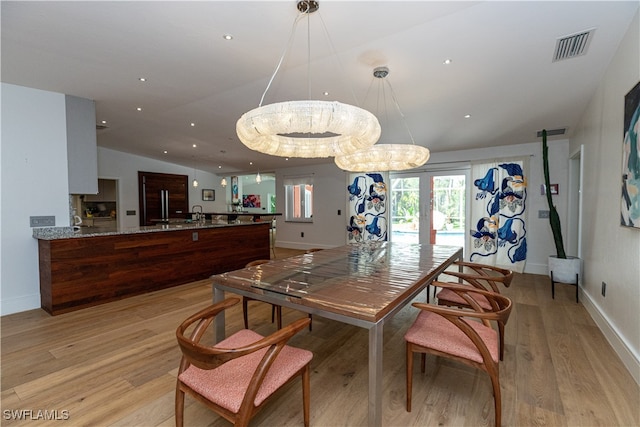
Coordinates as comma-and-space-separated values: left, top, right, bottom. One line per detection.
390, 170, 468, 251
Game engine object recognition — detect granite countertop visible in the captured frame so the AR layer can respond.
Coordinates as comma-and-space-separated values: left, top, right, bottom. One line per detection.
33, 220, 268, 240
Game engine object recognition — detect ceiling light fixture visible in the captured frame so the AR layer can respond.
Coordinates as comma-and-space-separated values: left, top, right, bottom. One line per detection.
192, 157, 199, 188
235, 0, 380, 158
334, 66, 430, 172
220, 150, 227, 187
256, 172, 262, 184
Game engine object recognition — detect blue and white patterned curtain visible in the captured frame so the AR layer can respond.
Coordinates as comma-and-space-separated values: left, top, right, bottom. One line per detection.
346, 173, 388, 242
468, 159, 528, 273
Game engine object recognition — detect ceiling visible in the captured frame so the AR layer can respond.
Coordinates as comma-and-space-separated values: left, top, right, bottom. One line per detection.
2, 1, 638, 175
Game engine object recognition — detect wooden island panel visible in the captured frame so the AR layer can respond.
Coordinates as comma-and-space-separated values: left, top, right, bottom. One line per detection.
38, 223, 270, 315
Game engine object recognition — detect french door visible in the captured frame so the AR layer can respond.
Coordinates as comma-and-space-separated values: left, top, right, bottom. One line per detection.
390, 170, 469, 251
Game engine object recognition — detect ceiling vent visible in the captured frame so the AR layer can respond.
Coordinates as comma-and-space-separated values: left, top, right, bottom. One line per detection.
537, 128, 567, 138
96, 123, 109, 130
552, 29, 595, 62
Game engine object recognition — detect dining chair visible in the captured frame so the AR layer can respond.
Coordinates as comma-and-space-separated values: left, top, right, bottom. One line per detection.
435, 261, 513, 360
242, 260, 282, 330
405, 283, 512, 427
175, 297, 313, 427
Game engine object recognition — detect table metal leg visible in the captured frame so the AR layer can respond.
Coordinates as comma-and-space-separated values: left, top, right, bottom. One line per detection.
213, 286, 225, 342
369, 322, 384, 427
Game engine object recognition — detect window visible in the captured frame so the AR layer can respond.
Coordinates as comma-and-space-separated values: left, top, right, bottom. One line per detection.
284, 176, 313, 222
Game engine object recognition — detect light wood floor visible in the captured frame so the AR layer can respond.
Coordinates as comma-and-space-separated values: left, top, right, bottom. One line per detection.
1, 247, 638, 426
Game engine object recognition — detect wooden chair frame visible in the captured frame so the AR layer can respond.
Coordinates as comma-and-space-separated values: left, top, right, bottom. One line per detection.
436, 261, 513, 360
175, 297, 311, 427
406, 283, 512, 427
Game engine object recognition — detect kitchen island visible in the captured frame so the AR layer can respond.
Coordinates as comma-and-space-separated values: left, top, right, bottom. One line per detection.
33, 221, 270, 315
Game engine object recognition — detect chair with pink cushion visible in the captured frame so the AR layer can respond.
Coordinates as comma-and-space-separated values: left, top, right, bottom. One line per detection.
435, 261, 513, 360
405, 283, 512, 427
175, 297, 313, 427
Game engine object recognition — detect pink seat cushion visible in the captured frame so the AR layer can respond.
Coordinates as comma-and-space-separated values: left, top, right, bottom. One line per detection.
404, 310, 498, 364
437, 287, 492, 310
178, 329, 313, 414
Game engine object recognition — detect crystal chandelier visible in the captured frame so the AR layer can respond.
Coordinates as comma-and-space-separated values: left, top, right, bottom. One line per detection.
236, 0, 380, 158
334, 67, 430, 172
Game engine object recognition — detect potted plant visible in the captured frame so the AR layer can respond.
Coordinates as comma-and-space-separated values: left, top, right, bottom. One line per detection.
541, 129, 581, 287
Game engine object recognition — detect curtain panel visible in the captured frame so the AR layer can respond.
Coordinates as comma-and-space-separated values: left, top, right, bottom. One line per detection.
346, 172, 388, 242
468, 158, 528, 273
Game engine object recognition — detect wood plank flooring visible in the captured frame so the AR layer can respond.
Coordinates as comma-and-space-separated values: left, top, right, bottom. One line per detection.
1, 248, 638, 426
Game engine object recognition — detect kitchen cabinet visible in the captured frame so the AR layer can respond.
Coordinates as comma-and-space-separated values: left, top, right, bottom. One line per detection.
36, 222, 270, 315
66, 95, 98, 195
138, 171, 189, 226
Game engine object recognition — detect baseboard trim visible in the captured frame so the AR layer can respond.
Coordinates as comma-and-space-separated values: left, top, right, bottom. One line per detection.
581, 289, 640, 385
1, 293, 41, 316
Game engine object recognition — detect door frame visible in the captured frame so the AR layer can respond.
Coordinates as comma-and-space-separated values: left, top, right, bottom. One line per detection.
390, 165, 470, 250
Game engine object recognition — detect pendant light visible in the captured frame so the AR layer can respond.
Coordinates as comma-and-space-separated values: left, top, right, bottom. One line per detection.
220, 150, 227, 187
236, 0, 381, 158
334, 66, 430, 172
192, 157, 199, 187
256, 172, 262, 184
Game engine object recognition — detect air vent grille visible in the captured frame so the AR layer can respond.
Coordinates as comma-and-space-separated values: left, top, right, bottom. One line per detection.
96, 123, 109, 130
537, 128, 567, 138
553, 29, 595, 62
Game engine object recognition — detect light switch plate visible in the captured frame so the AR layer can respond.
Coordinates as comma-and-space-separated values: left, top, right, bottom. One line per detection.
30, 216, 55, 227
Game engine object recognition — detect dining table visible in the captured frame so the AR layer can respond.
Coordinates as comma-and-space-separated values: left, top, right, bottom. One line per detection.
210, 241, 463, 427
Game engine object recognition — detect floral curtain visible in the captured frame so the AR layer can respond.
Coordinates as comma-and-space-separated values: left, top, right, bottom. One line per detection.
346, 173, 388, 242
468, 159, 528, 273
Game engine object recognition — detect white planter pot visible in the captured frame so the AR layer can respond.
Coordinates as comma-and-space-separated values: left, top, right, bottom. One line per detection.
548, 255, 581, 284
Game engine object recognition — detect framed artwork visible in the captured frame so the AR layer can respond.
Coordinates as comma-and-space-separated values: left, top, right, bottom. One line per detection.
202, 189, 215, 201
622, 81, 640, 229
242, 194, 261, 208
231, 176, 239, 203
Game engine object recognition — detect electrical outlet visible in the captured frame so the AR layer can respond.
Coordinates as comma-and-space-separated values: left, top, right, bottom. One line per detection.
192, 232, 198, 241
538, 210, 550, 219
601, 281, 607, 297
30, 216, 55, 227
126, 210, 136, 216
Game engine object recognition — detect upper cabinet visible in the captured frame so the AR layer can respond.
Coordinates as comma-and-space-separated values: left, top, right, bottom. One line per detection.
66, 95, 98, 195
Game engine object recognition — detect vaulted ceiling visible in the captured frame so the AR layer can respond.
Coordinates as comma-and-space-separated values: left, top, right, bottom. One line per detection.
2, 1, 638, 175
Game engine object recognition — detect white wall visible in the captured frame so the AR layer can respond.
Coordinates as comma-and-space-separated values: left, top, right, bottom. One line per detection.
275, 162, 349, 251
571, 10, 640, 384
98, 147, 229, 230
1, 83, 70, 314
273, 141, 570, 276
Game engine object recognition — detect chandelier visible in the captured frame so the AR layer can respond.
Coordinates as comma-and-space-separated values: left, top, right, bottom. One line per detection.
334, 66, 430, 172
236, 0, 381, 158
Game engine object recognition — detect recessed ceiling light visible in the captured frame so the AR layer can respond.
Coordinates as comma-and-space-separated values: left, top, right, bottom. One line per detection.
190, 122, 195, 127
136, 107, 142, 111
323, 91, 329, 96
218, 165, 222, 169
223, 34, 233, 40
163, 150, 168, 154
101, 120, 107, 124
139, 77, 147, 82
192, 144, 197, 148
464, 114, 471, 118
443, 59, 452, 65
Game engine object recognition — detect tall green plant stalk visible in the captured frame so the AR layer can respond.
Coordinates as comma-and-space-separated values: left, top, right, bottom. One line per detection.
542, 129, 567, 259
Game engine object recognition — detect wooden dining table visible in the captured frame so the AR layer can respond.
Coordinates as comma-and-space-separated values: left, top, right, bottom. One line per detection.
210, 241, 463, 427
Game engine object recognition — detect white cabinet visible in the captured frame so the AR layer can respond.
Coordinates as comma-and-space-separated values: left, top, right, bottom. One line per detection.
66, 95, 98, 195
